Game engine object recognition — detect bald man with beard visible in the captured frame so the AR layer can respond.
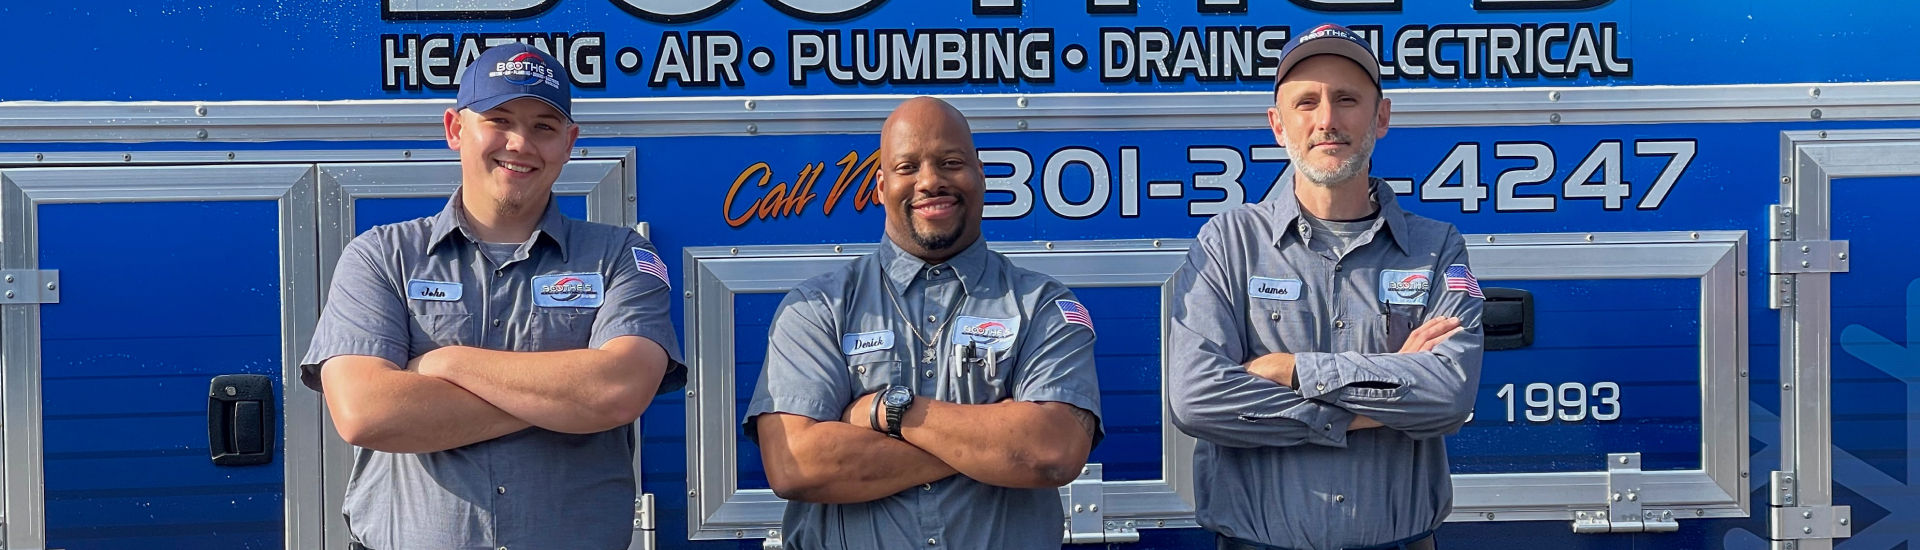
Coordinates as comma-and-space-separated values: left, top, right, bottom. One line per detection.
743, 97, 1104, 550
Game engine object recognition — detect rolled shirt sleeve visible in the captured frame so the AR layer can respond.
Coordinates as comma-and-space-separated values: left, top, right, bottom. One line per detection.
1168, 221, 1356, 449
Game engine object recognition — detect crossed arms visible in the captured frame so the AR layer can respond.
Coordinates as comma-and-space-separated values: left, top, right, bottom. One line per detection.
755, 396, 1098, 504
747, 288, 1101, 504
1168, 225, 1485, 449
320, 337, 671, 453
308, 232, 677, 454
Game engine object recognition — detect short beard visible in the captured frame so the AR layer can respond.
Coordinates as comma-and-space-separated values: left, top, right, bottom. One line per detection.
1295, 129, 1375, 188
491, 196, 534, 220
911, 224, 962, 252
904, 195, 965, 252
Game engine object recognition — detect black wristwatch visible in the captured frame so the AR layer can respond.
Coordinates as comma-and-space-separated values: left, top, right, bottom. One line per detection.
880, 385, 914, 440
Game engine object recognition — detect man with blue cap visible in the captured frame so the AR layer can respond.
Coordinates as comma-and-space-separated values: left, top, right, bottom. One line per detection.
300, 43, 684, 550
1168, 24, 1486, 550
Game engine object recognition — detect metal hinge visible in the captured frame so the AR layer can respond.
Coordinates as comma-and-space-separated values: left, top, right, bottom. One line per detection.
1770, 205, 1795, 241
1770, 240, 1850, 274
1571, 453, 1679, 534
1769, 239, 1848, 309
1768, 471, 1852, 546
1063, 463, 1140, 544
0, 270, 58, 304
632, 493, 656, 550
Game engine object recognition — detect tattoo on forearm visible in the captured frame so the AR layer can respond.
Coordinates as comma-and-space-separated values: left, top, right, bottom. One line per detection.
1069, 407, 1098, 440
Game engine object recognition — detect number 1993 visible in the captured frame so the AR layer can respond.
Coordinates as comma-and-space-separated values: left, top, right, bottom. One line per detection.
1473, 382, 1622, 423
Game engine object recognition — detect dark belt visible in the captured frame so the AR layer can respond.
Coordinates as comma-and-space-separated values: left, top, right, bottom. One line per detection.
1218, 531, 1436, 550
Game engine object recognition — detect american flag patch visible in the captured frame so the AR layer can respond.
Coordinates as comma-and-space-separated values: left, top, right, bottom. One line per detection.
1056, 300, 1094, 332
1445, 264, 1482, 299
632, 247, 672, 287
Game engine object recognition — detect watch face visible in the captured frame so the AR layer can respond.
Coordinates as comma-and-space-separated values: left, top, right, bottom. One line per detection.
883, 386, 913, 406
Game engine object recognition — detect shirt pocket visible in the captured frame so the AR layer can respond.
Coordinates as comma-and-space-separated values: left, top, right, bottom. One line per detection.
407, 311, 471, 357
1379, 304, 1424, 354
845, 355, 901, 396
1246, 299, 1315, 356
529, 308, 596, 352
953, 350, 1015, 405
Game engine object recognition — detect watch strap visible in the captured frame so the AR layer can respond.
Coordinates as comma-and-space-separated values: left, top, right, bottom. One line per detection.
884, 389, 908, 440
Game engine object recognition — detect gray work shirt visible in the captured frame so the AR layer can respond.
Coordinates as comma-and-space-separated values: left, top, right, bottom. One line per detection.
744, 238, 1103, 550
1168, 178, 1484, 549
300, 192, 685, 550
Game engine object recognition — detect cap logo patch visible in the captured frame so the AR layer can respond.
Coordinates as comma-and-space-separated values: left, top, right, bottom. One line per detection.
494, 52, 559, 89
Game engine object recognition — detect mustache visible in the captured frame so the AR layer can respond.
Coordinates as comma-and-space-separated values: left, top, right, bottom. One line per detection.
1309, 130, 1352, 145
902, 190, 960, 208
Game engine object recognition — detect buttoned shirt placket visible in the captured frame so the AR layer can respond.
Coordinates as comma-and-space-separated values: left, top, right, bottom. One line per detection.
906, 263, 962, 549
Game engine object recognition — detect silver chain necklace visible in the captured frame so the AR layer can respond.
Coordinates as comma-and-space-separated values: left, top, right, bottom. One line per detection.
879, 272, 967, 364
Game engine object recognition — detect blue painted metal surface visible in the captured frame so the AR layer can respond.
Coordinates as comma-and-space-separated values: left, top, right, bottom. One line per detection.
4, 1, 1916, 101
5, 1, 1918, 548
37, 201, 285, 549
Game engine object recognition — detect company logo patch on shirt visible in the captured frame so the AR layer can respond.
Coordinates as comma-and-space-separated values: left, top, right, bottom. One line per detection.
632, 247, 671, 287
406, 279, 462, 302
841, 330, 894, 355
1055, 300, 1095, 333
531, 273, 605, 308
1379, 269, 1432, 305
951, 316, 1021, 353
1248, 277, 1304, 301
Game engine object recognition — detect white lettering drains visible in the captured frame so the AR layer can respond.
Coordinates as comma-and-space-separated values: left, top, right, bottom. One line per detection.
1100, 23, 1630, 84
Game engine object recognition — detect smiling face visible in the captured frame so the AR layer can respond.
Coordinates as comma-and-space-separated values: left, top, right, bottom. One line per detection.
878, 97, 985, 263
445, 97, 580, 221
1270, 54, 1391, 189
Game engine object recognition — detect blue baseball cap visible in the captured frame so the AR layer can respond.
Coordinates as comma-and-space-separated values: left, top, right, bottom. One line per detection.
1274, 24, 1382, 91
455, 43, 573, 122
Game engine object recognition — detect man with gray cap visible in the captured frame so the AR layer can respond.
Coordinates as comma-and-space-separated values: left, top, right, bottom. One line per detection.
301, 43, 683, 549
1168, 24, 1485, 550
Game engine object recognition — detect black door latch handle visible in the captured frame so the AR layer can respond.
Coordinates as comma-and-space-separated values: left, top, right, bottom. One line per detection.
208, 374, 274, 466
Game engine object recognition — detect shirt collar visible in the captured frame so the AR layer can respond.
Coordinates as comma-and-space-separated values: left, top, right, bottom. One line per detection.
425, 189, 572, 261
878, 236, 993, 298
1264, 177, 1413, 256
